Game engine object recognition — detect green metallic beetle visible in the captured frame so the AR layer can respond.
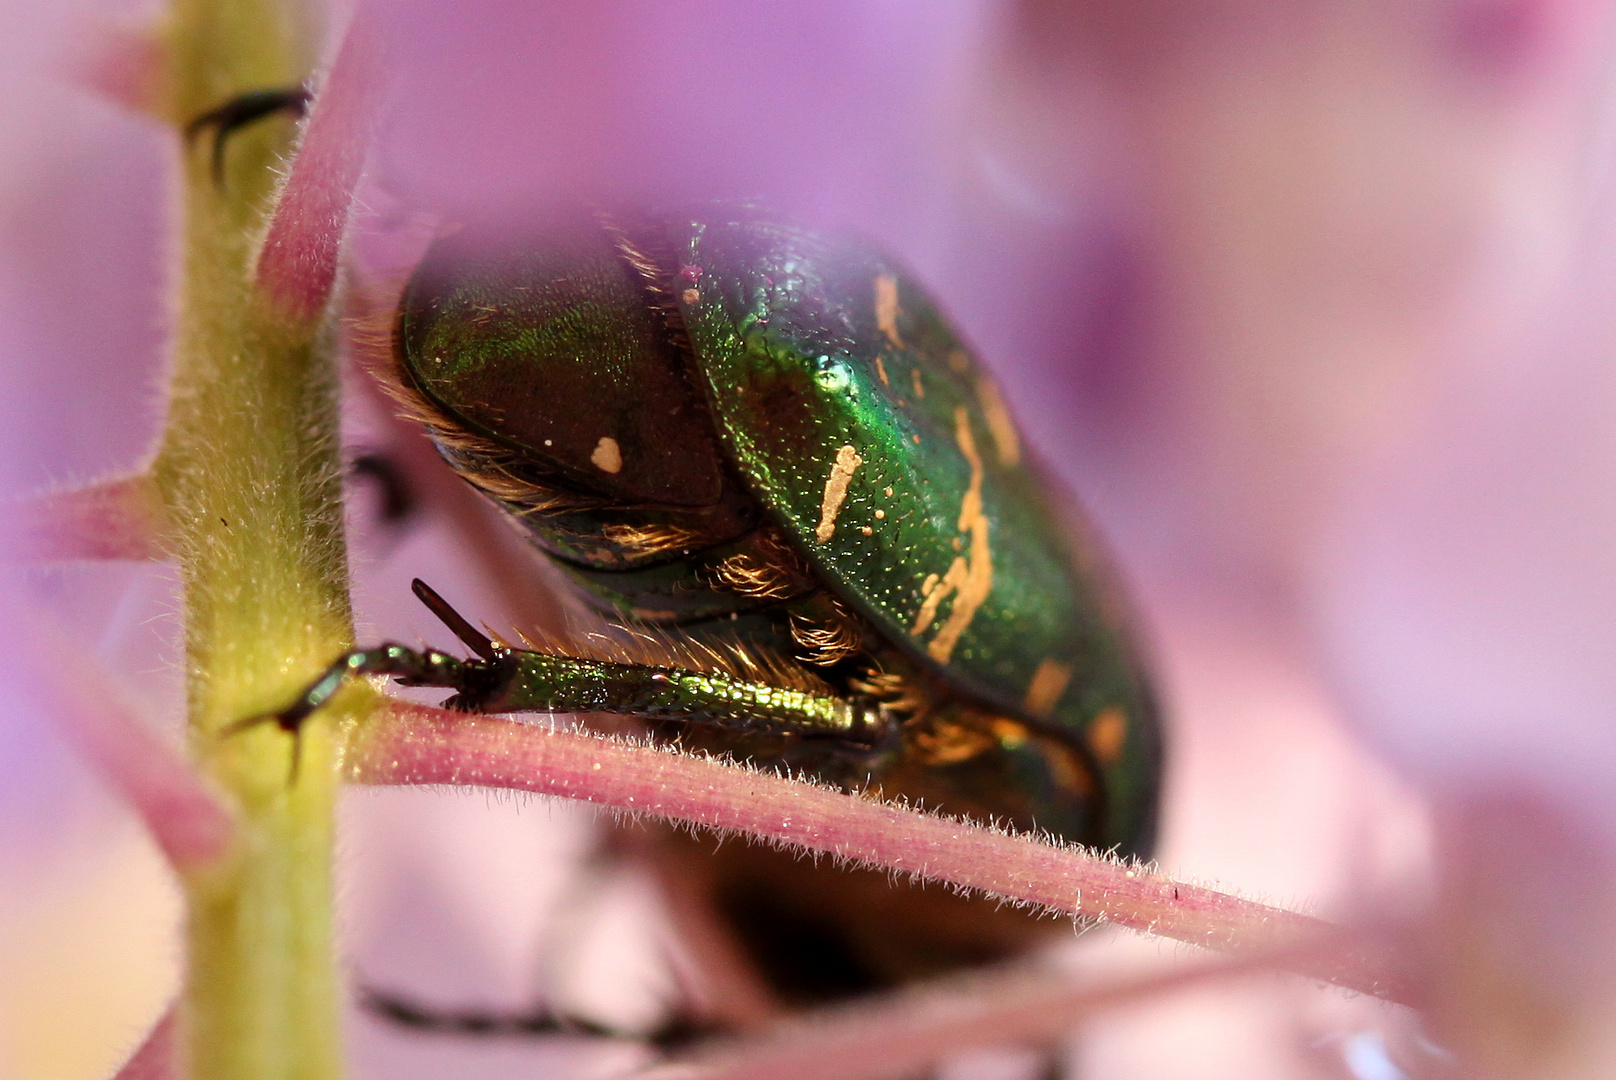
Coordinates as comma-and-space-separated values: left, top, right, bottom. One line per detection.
276, 204, 1162, 1005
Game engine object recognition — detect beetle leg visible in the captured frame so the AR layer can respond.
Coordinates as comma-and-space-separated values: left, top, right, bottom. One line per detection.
349, 451, 421, 533
226, 643, 481, 736
479, 649, 896, 746
225, 581, 502, 745
358, 985, 724, 1048
359, 985, 618, 1040
184, 86, 311, 188
229, 578, 897, 783
409, 583, 896, 745
220, 642, 504, 784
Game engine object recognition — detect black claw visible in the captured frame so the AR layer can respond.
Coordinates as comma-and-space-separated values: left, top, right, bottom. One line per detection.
218, 689, 320, 786
288, 726, 305, 785
215, 707, 306, 786
185, 86, 311, 188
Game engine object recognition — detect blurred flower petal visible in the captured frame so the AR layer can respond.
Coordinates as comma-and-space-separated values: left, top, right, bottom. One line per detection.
1312, 9, 1616, 821
1, 573, 233, 872
373, 0, 986, 232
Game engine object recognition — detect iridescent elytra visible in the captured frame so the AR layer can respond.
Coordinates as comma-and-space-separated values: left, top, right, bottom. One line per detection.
274, 204, 1164, 1007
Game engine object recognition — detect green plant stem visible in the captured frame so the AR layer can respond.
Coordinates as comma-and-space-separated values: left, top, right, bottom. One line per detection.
151, 0, 357, 1078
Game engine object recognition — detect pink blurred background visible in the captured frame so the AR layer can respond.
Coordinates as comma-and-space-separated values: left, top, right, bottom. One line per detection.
4, 0, 1616, 1077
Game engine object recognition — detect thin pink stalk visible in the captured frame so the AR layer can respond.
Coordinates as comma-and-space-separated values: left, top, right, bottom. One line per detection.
18, 607, 234, 871
350, 702, 1414, 1004
110, 1007, 175, 1080
8, 473, 167, 561
636, 947, 1303, 1080
253, 0, 387, 319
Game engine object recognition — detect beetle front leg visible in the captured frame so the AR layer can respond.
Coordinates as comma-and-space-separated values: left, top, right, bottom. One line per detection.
221, 642, 511, 784
222, 644, 498, 741
483, 650, 898, 748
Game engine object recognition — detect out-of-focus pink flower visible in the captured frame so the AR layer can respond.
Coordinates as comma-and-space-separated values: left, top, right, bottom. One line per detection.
0, 0, 180, 1075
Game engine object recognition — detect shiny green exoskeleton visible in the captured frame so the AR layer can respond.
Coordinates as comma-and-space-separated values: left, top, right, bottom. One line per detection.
280, 205, 1162, 1006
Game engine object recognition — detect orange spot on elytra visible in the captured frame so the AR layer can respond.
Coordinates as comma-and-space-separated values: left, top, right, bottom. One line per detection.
1087, 706, 1128, 766
1023, 659, 1073, 718
875, 274, 903, 349
976, 375, 1021, 468
911, 407, 993, 665
815, 445, 862, 543
591, 436, 623, 474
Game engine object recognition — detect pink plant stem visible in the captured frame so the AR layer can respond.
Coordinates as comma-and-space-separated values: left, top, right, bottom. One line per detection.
8, 473, 167, 561
110, 1008, 176, 1080
17, 607, 234, 872
253, 0, 387, 319
350, 702, 1414, 1004
637, 948, 1301, 1080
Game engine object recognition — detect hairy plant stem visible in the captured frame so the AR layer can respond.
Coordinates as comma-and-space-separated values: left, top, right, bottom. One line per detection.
150, 0, 357, 1077
353, 703, 1415, 1004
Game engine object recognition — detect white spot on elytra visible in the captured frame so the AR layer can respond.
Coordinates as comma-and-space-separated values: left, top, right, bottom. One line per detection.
591, 436, 622, 474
